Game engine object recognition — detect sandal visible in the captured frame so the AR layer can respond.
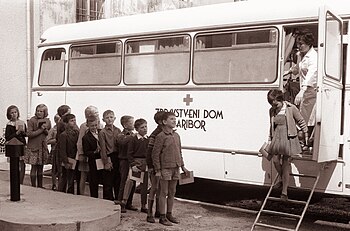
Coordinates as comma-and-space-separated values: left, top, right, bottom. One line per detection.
280, 194, 288, 201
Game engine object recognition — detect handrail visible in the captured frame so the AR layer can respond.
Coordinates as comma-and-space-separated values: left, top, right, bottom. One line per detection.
182, 145, 260, 156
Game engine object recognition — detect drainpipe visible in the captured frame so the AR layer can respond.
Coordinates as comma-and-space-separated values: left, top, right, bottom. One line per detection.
26, 0, 33, 120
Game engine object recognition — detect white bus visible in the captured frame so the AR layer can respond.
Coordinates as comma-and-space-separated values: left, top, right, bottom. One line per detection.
31, 0, 350, 196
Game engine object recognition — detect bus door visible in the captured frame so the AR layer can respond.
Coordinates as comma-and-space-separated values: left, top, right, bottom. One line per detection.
313, 6, 343, 162
31, 47, 67, 117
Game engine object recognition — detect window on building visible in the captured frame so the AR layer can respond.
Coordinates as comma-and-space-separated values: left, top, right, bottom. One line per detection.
76, 0, 105, 22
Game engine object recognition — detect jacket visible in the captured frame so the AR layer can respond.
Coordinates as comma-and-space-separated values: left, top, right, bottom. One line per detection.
269, 101, 308, 139
152, 128, 184, 171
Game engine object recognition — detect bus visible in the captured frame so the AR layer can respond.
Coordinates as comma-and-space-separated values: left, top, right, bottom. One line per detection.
31, 0, 350, 197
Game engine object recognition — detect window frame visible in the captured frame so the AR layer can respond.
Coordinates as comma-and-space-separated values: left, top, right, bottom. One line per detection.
192, 27, 280, 85
38, 48, 66, 87
68, 40, 123, 86
76, 0, 105, 22
123, 34, 192, 86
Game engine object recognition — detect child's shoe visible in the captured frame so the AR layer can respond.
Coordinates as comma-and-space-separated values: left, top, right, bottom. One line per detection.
166, 212, 180, 224
146, 215, 155, 223
126, 204, 138, 211
141, 207, 148, 213
280, 193, 288, 202
147, 199, 154, 223
159, 215, 172, 226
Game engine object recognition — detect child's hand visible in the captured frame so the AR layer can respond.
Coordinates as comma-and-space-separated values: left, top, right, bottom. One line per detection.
181, 166, 190, 176
104, 162, 113, 171
41, 123, 48, 130
64, 162, 72, 169
155, 171, 161, 177
131, 165, 141, 172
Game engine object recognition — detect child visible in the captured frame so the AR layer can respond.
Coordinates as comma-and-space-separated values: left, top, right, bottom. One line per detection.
56, 105, 71, 141
152, 112, 189, 226
5, 105, 27, 184
82, 117, 102, 198
58, 113, 79, 194
98, 110, 121, 201
24, 104, 51, 188
121, 118, 149, 213
76, 106, 101, 195
46, 114, 61, 190
146, 111, 165, 222
267, 89, 308, 201
116, 115, 137, 211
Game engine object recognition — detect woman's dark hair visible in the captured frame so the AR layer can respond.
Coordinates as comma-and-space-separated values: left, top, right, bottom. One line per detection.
6, 105, 19, 120
296, 29, 315, 47
267, 89, 284, 105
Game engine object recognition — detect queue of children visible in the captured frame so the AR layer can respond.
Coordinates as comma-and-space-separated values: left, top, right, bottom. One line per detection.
3, 104, 190, 226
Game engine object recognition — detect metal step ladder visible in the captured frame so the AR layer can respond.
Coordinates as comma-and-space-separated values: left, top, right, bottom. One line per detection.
251, 169, 320, 231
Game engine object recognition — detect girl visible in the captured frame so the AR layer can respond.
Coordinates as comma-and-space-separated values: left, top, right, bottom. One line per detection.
5, 105, 27, 184
46, 114, 61, 190
24, 104, 51, 188
267, 90, 308, 201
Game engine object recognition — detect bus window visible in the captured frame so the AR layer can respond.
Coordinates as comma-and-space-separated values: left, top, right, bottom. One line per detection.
193, 28, 278, 84
69, 41, 122, 86
124, 35, 190, 85
325, 12, 342, 80
39, 48, 65, 86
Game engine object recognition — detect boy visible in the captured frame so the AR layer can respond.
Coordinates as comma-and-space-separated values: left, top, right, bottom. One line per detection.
82, 117, 102, 198
58, 113, 79, 194
152, 112, 189, 226
116, 115, 137, 212
76, 106, 101, 195
146, 111, 165, 223
121, 118, 149, 213
99, 110, 121, 201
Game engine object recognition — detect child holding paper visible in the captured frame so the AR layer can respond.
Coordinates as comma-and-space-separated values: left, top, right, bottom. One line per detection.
58, 114, 79, 194
82, 117, 102, 198
152, 112, 189, 226
25, 104, 51, 188
121, 118, 149, 213
5, 105, 27, 184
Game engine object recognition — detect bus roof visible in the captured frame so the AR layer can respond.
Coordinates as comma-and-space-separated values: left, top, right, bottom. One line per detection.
40, 0, 350, 46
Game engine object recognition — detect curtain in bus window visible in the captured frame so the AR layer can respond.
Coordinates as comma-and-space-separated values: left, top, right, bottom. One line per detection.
39, 48, 65, 86
68, 42, 122, 86
124, 36, 190, 85
193, 28, 278, 84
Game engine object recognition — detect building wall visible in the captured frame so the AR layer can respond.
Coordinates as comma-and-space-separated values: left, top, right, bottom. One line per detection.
40, 0, 75, 34
109, 0, 238, 17
0, 0, 28, 132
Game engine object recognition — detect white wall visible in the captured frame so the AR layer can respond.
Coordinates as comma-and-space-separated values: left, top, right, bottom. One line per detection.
0, 0, 28, 133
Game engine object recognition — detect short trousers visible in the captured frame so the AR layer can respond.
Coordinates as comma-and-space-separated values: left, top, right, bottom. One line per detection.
161, 167, 180, 181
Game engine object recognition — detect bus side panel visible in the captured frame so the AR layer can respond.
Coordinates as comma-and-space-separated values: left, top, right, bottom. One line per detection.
31, 91, 66, 119
65, 90, 271, 185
